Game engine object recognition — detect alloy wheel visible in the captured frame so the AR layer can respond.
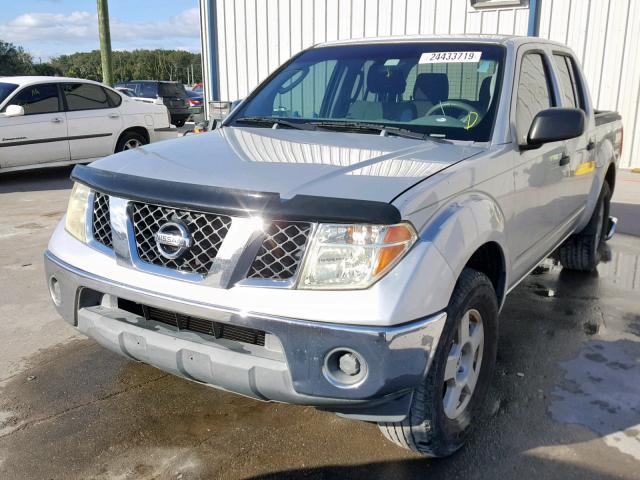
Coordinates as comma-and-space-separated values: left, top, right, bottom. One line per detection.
443, 308, 485, 419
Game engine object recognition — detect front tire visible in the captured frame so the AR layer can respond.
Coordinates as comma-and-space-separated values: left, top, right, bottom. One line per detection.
378, 268, 499, 457
173, 118, 186, 128
558, 182, 611, 272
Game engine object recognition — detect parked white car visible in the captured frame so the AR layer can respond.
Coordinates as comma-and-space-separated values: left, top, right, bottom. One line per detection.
0, 76, 177, 173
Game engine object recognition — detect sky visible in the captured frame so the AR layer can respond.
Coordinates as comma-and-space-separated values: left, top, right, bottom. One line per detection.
0, 0, 201, 61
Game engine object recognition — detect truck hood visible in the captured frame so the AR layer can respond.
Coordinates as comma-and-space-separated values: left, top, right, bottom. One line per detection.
92, 126, 483, 203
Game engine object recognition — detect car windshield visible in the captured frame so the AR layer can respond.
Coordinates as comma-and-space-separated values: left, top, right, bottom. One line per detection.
230, 43, 505, 142
159, 82, 187, 98
0, 82, 19, 106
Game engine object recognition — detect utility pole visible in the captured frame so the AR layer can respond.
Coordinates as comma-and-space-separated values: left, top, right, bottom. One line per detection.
97, 0, 113, 85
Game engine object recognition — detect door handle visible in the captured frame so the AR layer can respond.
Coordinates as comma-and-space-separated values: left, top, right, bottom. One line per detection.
586, 140, 596, 151
108, 113, 120, 119
51, 117, 63, 124
559, 154, 571, 166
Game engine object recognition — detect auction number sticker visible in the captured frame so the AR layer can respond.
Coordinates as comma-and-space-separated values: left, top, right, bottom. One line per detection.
419, 51, 482, 64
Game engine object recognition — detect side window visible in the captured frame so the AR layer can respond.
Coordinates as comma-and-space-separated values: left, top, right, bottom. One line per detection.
565, 55, 586, 112
104, 88, 122, 107
139, 83, 158, 98
6, 83, 61, 115
516, 53, 554, 144
63, 83, 111, 111
552, 54, 577, 108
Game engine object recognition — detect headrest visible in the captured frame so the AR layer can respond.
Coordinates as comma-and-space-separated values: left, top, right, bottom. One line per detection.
413, 73, 449, 103
479, 77, 492, 109
367, 63, 407, 97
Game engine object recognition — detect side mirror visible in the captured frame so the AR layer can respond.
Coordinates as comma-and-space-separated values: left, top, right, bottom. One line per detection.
5, 105, 25, 117
523, 107, 586, 149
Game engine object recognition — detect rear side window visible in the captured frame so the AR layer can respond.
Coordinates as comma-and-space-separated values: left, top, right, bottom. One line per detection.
63, 83, 111, 111
6, 83, 61, 115
139, 83, 158, 98
515, 53, 554, 144
553, 54, 577, 108
553, 54, 585, 112
105, 88, 122, 107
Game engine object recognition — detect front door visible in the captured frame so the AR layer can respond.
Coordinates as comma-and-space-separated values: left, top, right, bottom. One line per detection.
508, 49, 567, 281
0, 83, 69, 169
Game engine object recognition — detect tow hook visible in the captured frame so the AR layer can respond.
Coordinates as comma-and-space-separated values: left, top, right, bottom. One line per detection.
605, 216, 618, 241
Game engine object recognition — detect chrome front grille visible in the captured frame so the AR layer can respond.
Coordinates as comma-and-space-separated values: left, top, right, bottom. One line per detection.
131, 202, 232, 275
92, 192, 113, 248
89, 193, 313, 283
248, 222, 312, 280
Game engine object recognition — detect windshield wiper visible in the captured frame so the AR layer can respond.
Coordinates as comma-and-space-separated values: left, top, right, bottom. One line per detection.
234, 116, 316, 131
309, 121, 426, 140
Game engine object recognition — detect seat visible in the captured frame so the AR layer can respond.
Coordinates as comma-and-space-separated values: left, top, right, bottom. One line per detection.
412, 73, 449, 117
478, 77, 492, 111
347, 63, 416, 122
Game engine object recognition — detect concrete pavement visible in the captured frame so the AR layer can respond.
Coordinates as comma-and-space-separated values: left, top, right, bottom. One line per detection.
0, 166, 639, 479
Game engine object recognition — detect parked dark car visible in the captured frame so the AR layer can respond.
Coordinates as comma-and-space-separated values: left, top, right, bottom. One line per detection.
115, 80, 191, 127
186, 90, 204, 117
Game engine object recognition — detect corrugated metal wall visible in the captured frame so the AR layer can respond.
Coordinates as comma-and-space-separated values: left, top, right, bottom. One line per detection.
538, 0, 640, 168
212, 0, 639, 168
215, 0, 529, 100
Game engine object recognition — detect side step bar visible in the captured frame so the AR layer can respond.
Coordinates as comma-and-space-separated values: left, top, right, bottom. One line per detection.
605, 216, 618, 241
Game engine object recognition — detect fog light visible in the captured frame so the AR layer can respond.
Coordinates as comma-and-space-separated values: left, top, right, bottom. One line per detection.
49, 276, 62, 306
323, 348, 367, 387
339, 352, 361, 376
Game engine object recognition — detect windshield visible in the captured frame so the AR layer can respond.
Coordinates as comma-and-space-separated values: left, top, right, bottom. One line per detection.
159, 82, 187, 98
230, 43, 505, 141
0, 82, 19, 106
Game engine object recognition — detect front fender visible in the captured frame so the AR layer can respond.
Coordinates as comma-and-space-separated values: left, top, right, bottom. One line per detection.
415, 191, 509, 307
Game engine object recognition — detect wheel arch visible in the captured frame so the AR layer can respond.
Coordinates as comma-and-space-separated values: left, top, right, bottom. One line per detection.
115, 126, 150, 152
420, 192, 510, 308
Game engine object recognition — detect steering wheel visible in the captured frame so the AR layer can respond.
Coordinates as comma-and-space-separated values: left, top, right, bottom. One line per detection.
425, 100, 477, 118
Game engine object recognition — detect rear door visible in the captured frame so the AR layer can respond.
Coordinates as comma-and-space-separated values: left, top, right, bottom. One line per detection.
0, 82, 69, 168
551, 52, 595, 220
62, 82, 122, 160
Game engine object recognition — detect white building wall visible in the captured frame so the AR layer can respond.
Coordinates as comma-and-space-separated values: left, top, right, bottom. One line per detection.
538, 0, 640, 168
215, 0, 529, 101
211, 0, 639, 168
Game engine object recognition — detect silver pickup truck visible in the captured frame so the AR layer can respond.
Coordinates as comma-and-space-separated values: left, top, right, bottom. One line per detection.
45, 35, 622, 457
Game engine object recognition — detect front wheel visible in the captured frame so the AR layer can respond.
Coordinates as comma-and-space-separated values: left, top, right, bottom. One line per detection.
173, 118, 186, 128
378, 268, 499, 457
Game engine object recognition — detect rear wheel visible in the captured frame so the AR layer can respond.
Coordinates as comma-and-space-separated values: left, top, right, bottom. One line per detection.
173, 118, 186, 127
378, 268, 498, 457
115, 131, 147, 153
558, 182, 610, 272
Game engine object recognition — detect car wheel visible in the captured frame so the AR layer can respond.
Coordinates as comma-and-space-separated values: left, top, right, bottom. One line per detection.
115, 131, 148, 153
558, 182, 611, 272
378, 268, 499, 457
174, 119, 186, 127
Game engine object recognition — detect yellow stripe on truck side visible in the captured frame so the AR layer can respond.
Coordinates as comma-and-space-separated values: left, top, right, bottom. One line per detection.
575, 161, 596, 176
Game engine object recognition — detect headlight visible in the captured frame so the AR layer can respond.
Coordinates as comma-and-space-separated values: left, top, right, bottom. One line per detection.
65, 182, 90, 242
299, 223, 417, 290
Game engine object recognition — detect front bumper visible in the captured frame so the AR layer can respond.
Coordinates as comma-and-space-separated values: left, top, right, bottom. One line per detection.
45, 251, 446, 421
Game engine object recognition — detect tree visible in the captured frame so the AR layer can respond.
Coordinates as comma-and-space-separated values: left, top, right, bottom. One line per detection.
50, 49, 202, 84
0, 40, 34, 75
